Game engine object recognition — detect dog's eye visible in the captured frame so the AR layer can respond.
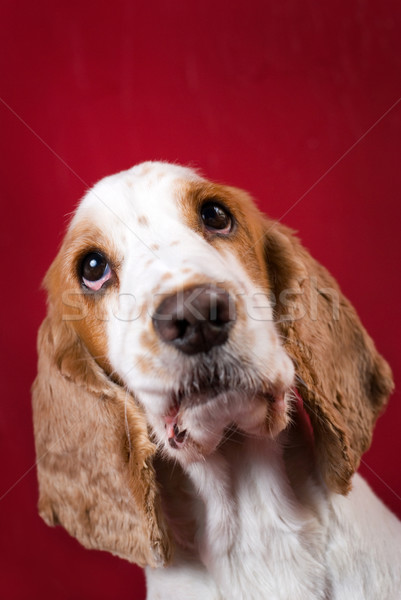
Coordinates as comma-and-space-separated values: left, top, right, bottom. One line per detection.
201, 202, 232, 234
80, 251, 112, 291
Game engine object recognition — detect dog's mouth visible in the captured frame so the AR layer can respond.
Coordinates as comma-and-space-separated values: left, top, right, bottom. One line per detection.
163, 384, 223, 450
163, 381, 284, 450
164, 405, 187, 449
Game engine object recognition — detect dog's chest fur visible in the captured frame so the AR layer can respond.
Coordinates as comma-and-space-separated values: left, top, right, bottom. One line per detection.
151, 435, 330, 600
193, 438, 328, 599
149, 433, 401, 600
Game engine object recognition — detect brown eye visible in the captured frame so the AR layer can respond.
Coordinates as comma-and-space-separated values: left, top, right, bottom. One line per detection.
80, 251, 112, 291
201, 202, 232, 234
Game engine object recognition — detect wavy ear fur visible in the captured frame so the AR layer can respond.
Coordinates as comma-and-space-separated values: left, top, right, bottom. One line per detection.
264, 222, 394, 494
32, 313, 171, 567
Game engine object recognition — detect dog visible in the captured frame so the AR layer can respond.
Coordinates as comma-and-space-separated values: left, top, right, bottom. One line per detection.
32, 161, 401, 599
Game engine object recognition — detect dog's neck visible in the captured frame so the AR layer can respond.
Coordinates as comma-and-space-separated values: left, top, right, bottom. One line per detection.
157, 425, 330, 600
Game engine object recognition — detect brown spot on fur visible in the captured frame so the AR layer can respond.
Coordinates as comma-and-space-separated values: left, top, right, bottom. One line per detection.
150, 243, 160, 251
135, 354, 153, 375
138, 215, 149, 226
140, 327, 159, 354
139, 163, 153, 175
160, 272, 173, 282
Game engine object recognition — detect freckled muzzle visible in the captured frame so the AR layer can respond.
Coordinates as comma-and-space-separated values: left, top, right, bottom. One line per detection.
152, 284, 236, 355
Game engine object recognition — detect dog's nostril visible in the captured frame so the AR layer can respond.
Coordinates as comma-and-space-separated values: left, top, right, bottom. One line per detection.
175, 319, 190, 339
152, 285, 236, 355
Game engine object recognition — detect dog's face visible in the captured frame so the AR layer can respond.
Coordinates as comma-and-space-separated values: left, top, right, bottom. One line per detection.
34, 161, 393, 567
48, 162, 294, 463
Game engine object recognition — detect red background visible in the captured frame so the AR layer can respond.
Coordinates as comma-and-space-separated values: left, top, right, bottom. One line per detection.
1, 1, 400, 598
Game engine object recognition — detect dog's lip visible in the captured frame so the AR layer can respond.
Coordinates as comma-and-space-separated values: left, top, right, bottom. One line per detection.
163, 385, 233, 449
163, 386, 285, 448
164, 403, 187, 448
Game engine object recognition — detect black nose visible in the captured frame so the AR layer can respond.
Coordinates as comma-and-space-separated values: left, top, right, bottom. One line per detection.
152, 285, 235, 355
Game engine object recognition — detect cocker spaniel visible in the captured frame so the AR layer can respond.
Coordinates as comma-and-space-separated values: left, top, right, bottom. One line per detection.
32, 162, 401, 599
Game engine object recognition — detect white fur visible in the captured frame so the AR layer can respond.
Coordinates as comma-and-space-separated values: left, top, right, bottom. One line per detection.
73, 162, 401, 599
147, 460, 401, 600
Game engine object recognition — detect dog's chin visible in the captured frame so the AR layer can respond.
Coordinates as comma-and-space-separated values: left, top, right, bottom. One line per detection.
160, 384, 291, 462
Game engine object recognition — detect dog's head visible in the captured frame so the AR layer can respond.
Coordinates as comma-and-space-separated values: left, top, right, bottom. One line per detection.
32, 161, 393, 566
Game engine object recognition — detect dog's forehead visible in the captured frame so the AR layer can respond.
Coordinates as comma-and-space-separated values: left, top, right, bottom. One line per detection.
72, 162, 200, 230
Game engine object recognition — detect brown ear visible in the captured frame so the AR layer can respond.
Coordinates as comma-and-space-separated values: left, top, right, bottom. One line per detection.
264, 221, 394, 494
32, 314, 171, 567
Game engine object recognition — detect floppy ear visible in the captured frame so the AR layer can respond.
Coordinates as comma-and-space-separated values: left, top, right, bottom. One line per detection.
263, 221, 394, 494
32, 313, 172, 567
